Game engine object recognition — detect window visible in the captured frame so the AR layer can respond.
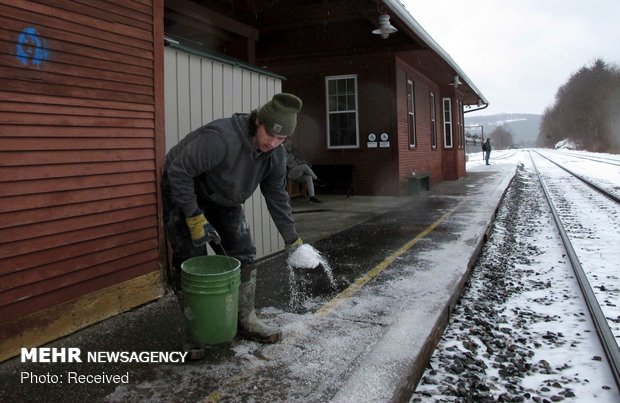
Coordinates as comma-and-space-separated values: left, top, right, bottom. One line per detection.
459, 102, 465, 148
443, 97, 453, 148
456, 100, 463, 148
407, 79, 416, 147
326, 75, 359, 148
454, 100, 466, 148
430, 92, 437, 148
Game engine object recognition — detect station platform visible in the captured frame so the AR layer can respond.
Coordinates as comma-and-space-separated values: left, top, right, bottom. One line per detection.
0, 163, 517, 402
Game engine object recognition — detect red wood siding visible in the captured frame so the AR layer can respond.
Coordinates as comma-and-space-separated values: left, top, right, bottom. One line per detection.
0, 0, 163, 322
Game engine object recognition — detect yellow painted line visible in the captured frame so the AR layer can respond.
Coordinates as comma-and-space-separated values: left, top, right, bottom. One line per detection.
203, 200, 464, 398
315, 202, 463, 318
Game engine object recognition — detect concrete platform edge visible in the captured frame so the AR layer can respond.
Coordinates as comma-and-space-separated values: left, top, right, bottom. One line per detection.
331, 166, 518, 402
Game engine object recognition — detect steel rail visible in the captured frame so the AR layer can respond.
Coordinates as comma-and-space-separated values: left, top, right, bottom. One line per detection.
534, 150, 620, 204
553, 150, 620, 167
528, 151, 620, 390
490, 150, 519, 161
468, 149, 518, 162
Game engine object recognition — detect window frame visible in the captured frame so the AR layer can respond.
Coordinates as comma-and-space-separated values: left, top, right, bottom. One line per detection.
407, 79, 416, 148
443, 97, 453, 149
325, 74, 360, 149
459, 101, 465, 149
456, 100, 465, 148
430, 91, 437, 149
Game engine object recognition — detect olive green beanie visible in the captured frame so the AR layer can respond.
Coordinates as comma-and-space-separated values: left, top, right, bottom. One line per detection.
257, 93, 303, 137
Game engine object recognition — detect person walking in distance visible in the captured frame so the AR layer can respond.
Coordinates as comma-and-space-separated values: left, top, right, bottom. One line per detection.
161, 93, 305, 343
482, 138, 492, 165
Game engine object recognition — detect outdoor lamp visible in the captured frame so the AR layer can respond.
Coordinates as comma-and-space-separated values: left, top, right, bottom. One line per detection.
450, 75, 462, 88
372, 14, 397, 39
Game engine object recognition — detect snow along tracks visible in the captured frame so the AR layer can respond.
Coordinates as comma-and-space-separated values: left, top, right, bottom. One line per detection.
412, 153, 619, 402
530, 150, 620, 388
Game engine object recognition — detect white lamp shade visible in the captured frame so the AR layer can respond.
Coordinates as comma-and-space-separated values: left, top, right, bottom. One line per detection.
372, 14, 397, 39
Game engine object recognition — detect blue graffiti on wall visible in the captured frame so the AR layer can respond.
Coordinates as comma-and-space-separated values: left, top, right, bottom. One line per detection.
16, 27, 49, 67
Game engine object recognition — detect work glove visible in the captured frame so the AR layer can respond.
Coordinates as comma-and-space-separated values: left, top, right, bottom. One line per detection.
185, 213, 221, 246
285, 237, 303, 256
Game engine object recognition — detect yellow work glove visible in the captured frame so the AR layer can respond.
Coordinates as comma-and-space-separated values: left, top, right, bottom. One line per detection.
285, 237, 303, 256
185, 213, 221, 246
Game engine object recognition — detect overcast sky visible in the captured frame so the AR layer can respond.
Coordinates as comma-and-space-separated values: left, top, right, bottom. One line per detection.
400, 0, 620, 117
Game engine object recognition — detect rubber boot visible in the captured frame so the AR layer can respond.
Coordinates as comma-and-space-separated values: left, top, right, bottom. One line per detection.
237, 269, 282, 343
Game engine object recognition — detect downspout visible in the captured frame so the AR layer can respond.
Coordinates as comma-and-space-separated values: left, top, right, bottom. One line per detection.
464, 101, 489, 114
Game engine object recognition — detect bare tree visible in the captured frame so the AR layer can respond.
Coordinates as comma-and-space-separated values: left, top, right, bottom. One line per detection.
488, 125, 514, 150
538, 59, 620, 152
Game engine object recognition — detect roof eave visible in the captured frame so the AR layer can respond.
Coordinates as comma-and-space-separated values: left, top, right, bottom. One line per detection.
383, 0, 489, 105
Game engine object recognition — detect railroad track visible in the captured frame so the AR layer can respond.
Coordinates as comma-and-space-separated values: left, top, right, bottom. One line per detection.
492, 149, 519, 161
553, 149, 620, 167
468, 149, 519, 163
529, 150, 620, 389
536, 149, 620, 202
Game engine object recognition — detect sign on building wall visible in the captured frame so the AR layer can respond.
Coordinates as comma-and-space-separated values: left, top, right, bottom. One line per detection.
367, 133, 378, 148
379, 132, 390, 148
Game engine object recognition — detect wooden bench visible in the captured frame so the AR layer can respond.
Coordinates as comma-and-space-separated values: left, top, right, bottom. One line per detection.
286, 180, 307, 199
407, 173, 431, 195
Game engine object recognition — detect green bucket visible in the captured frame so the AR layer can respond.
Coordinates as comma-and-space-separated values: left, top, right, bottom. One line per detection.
181, 255, 241, 345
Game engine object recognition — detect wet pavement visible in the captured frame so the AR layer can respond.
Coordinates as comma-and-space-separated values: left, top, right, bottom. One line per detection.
0, 164, 517, 402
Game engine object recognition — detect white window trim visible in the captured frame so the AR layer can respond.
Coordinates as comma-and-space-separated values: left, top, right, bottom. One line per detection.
407, 79, 416, 148
443, 97, 453, 149
430, 91, 437, 149
325, 74, 360, 149
458, 101, 465, 148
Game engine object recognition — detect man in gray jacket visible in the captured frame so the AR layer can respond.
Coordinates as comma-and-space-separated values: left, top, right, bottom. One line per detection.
162, 93, 304, 343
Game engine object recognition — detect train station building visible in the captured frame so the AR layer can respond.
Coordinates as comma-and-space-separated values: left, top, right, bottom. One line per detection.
0, 0, 487, 361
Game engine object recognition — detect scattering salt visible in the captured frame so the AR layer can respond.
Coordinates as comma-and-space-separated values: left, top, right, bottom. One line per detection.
286, 244, 337, 310
287, 244, 322, 269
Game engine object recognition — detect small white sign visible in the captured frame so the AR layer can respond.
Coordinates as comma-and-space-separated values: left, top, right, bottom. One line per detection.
379, 141, 390, 148
367, 142, 378, 148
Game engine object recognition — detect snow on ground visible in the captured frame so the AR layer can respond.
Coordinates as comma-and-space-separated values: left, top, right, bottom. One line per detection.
540, 149, 620, 200
411, 149, 620, 402
533, 152, 620, 344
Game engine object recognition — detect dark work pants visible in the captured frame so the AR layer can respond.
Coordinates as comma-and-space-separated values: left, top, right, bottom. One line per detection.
161, 174, 256, 290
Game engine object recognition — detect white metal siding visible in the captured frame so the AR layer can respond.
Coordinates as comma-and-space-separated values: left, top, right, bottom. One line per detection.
163, 47, 284, 258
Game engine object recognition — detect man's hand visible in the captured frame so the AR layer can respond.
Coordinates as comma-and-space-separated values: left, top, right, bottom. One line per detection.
186, 213, 221, 246
285, 237, 303, 256
204, 222, 221, 244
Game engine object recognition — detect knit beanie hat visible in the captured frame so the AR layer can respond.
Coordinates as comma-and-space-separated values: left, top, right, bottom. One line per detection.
257, 93, 303, 137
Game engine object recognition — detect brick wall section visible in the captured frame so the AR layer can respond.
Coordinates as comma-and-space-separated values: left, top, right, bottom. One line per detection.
396, 59, 444, 190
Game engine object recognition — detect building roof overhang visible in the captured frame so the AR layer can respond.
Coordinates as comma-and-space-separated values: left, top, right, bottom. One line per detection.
164, 0, 488, 107
382, 0, 488, 107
